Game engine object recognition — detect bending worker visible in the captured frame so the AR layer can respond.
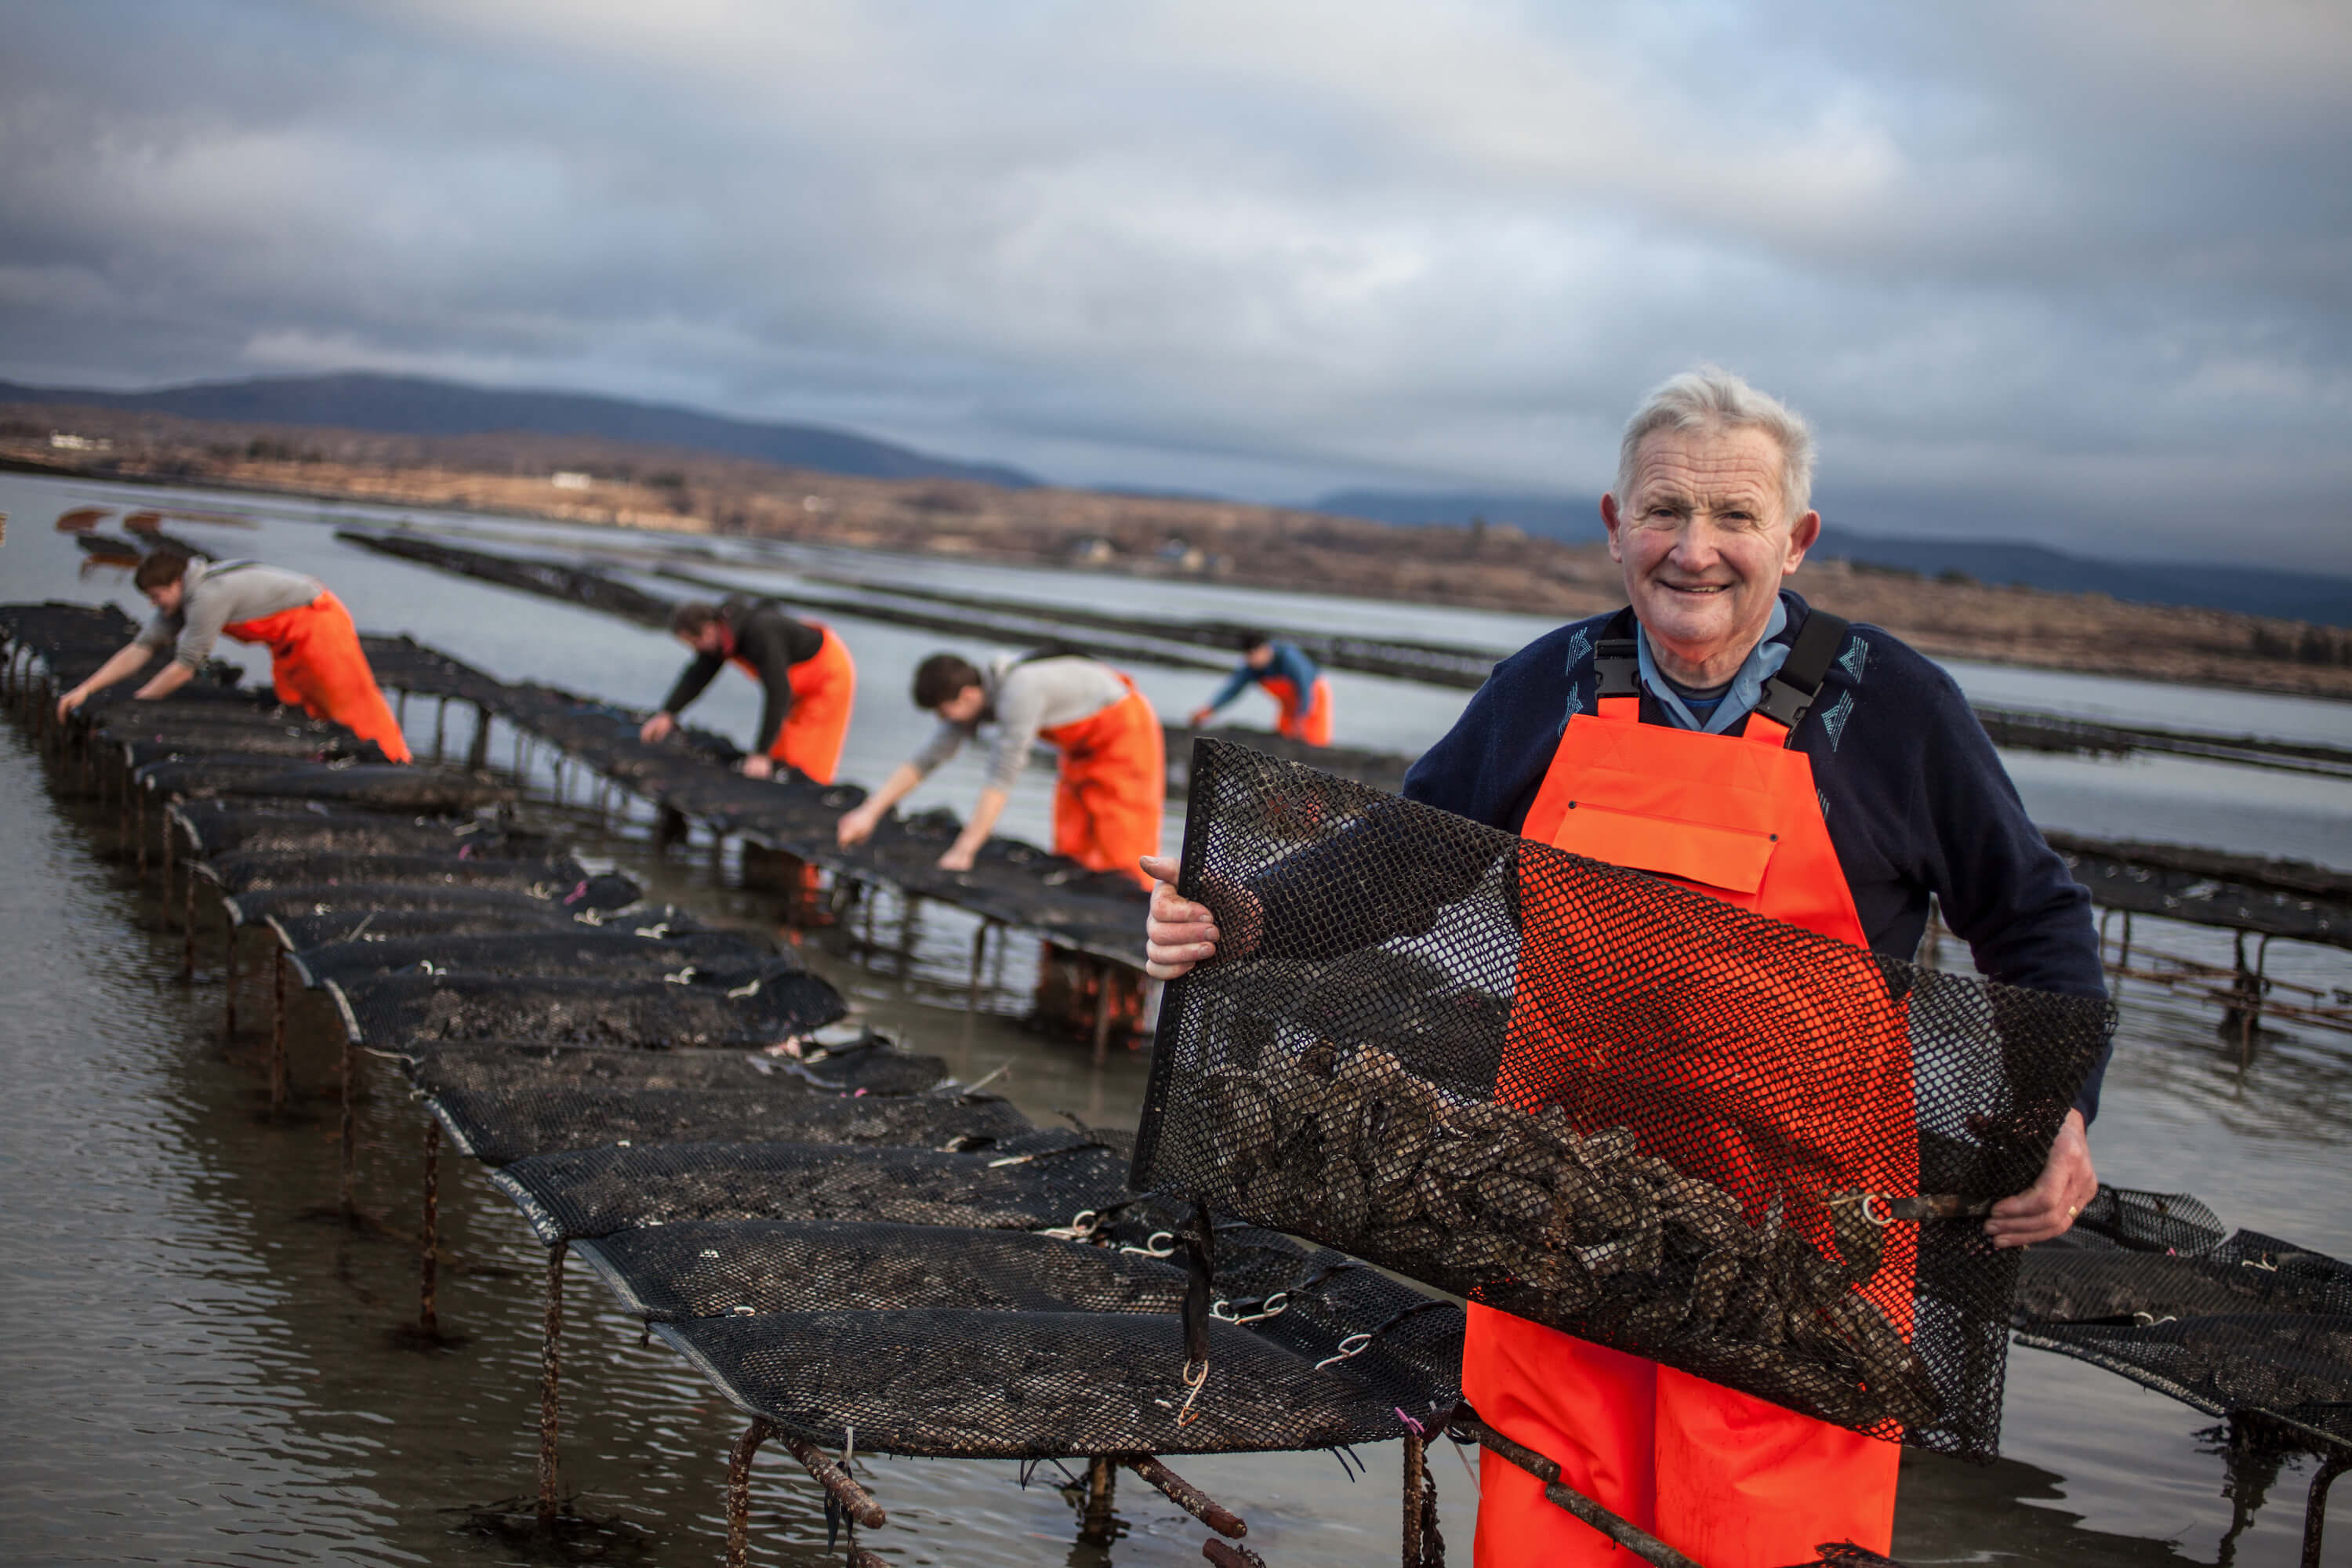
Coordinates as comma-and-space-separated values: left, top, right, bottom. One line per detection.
837, 648, 1162, 886
57, 550, 412, 763
641, 597, 856, 782
1189, 630, 1333, 746
1144, 368, 2107, 1567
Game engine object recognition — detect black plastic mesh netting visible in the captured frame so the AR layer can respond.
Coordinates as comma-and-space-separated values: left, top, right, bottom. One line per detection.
263, 902, 701, 950
201, 848, 594, 895
573, 1219, 1186, 1320
226, 878, 642, 930
1137, 740, 2116, 1458
398, 1040, 948, 1098
2013, 1185, 2352, 1434
654, 1308, 1425, 1459
427, 1083, 1032, 1165
290, 929, 768, 988
328, 967, 844, 1048
172, 801, 552, 860
138, 759, 517, 810
492, 1131, 1131, 1242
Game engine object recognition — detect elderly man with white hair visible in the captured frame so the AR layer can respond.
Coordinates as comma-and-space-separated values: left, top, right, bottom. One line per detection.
1142, 368, 2107, 1567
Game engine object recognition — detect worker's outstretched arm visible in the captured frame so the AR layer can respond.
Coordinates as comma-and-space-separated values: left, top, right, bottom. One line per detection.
133, 661, 197, 702
1190, 663, 1252, 726
937, 788, 1007, 872
837, 763, 924, 847
56, 642, 158, 720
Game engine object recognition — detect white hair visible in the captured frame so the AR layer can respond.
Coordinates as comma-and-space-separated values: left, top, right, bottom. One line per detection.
1615, 366, 1815, 524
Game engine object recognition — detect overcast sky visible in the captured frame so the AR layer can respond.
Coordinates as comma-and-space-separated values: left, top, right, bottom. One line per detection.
3, 2, 2348, 567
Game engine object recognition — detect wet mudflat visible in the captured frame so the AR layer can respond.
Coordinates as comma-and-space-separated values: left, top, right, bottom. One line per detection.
2, 469, 2350, 1566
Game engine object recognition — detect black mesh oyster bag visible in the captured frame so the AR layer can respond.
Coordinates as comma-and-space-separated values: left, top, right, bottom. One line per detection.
1134, 741, 2114, 1457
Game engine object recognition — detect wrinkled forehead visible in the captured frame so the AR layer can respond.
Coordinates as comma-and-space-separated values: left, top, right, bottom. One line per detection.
1626, 425, 1788, 510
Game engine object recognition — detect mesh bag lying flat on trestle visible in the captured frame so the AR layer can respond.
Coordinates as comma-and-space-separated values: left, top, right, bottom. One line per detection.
397, 1040, 949, 1098
1135, 740, 2115, 1458
328, 967, 843, 1048
574, 1218, 1188, 1320
172, 801, 553, 860
289, 929, 770, 988
655, 1305, 1454, 1459
426, 1083, 1032, 1165
137, 759, 516, 811
492, 1131, 1131, 1242
118, 732, 384, 768
226, 878, 643, 932
200, 848, 594, 896
263, 902, 696, 951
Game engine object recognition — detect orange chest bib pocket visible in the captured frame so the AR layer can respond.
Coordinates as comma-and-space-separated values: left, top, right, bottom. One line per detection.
1545, 800, 1777, 899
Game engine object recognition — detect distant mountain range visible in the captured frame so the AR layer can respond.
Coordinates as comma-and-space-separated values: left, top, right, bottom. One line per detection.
1312, 488, 2352, 628
0, 372, 1039, 490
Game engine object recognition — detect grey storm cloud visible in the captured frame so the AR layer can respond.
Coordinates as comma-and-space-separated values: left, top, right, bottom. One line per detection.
2, 0, 2347, 566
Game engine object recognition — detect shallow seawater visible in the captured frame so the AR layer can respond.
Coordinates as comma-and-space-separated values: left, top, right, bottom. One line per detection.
2, 470, 2349, 1566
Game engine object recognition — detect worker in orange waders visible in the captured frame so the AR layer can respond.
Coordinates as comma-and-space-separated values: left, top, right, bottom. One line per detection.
641, 597, 856, 784
58, 550, 412, 762
1145, 368, 2112, 1567
1189, 630, 1334, 746
837, 648, 1163, 888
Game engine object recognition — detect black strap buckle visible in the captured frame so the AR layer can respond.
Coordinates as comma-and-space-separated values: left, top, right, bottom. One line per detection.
1593, 638, 1640, 699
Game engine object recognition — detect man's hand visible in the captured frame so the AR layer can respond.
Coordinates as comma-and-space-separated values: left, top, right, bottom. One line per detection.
1188, 707, 1214, 728
639, 711, 677, 745
938, 842, 978, 873
56, 684, 92, 723
1142, 853, 1265, 979
739, 753, 775, 780
1985, 1109, 2096, 1249
837, 802, 882, 848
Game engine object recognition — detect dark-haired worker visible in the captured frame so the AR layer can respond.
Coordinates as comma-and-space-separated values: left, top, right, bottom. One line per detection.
1189, 630, 1334, 746
641, 597, 856, 782
837, 649, 1163, 887
1142, 368, 2107, 1568
57, 549, 412, 762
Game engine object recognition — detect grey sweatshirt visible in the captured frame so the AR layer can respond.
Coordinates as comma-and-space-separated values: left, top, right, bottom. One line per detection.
135, 558, 325, 668
909, 654, 1129, 791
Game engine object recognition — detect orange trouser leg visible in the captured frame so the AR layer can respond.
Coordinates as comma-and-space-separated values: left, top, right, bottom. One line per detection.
1047, 690, 1163, 889
1466, 1304, 1901, 1568
259, 593, 411, 763
769, 625, 855, 784
1655, 1370, 1900, 1567
1466, 1305, 1657, 1568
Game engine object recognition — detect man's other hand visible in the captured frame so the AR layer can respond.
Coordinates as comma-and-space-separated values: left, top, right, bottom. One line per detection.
1187, 708, 1214, 728
937, 843, 977, 873
740, 753, 775, 780
56, 685, 91, 723
1142, 854, 1264, 980
639, 711, 677, 745
1986, 1109, 2096, 1249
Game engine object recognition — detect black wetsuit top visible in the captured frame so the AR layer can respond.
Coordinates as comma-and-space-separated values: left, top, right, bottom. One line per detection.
660, 597, 825, 753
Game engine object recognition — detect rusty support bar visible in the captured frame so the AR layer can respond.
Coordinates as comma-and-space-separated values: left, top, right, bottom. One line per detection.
2307, 1451, 2347, 1568
433, 695, 448, 763
1080, 1455, 1117, 1547
538, 1242, 566, 1523
136, 786, 147, 880
1403, 1432, 1425, 1567
968, 920, 991, 1012
419, 1117, 441, 1337
779, 1431, 887, 1529
1203, 1540, 1269, 1568
180, 834, 196, 982
724, 1416, 772, 1568
272, 946, 288, 1089
222, 923, 239, 1042
338, 1033, 358, 1218
1091, 959, 1115, 1066
1455, 1411, 1698, 1568
1125, 1456, 1244, 1539
466, 704, 491, 770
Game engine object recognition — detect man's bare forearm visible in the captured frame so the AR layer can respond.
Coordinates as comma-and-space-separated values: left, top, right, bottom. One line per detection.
132, 661, 198, 701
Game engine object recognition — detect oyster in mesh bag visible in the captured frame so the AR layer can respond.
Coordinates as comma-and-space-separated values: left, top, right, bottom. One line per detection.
1193, 1037, 1940, 1431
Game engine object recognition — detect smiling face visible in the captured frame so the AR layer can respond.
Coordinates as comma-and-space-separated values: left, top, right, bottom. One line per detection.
1602, 423, 1820, 687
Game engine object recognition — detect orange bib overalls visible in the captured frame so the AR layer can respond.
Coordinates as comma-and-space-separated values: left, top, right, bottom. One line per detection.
733, 621, 855, 784
223, 590, 412, 764
1038, 670, 1164, 889
1260, 673, 1334, 746
1465, 614, 1915, 1568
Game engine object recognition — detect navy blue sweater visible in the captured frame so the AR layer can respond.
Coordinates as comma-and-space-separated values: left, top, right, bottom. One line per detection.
1401, 592, 2113, 1122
